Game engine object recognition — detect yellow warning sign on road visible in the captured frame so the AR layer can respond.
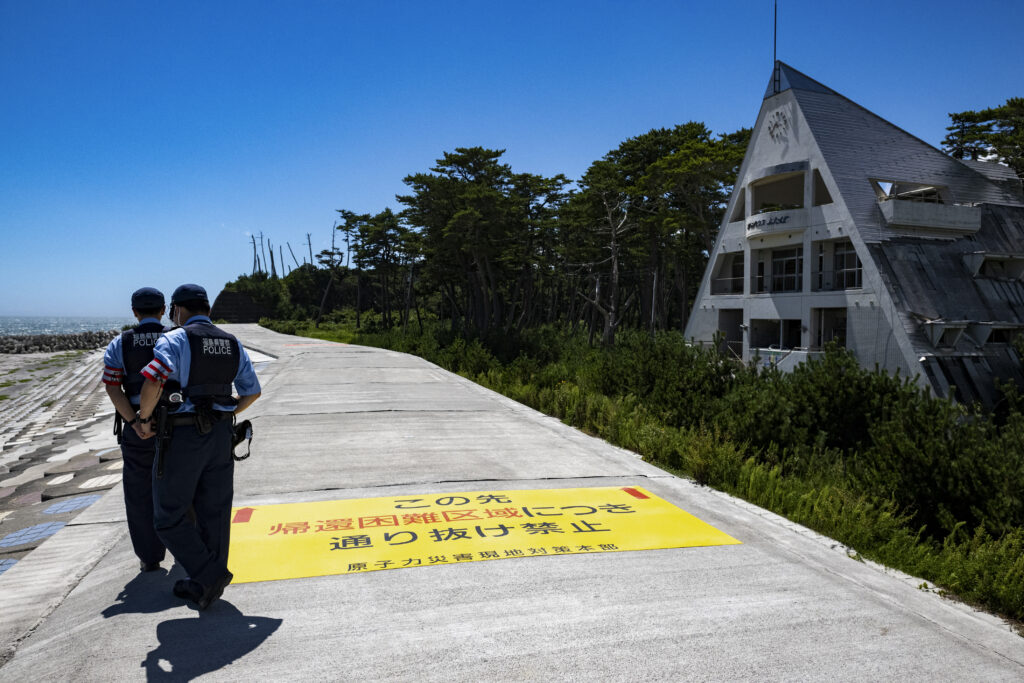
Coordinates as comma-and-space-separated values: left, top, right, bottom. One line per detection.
228, 486, 740, 583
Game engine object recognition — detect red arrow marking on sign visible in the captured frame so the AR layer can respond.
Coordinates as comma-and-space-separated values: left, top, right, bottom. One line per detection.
232, 507, 255, 524
621, 487, 649, 500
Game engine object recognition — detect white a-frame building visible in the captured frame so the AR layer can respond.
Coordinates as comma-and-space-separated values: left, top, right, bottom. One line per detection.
684, 62, 1024, 405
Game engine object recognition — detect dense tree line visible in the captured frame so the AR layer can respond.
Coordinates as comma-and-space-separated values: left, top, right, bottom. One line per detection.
224, 122, 750, 346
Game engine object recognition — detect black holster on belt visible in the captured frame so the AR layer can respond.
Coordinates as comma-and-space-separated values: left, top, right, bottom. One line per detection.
155, 405, 171, 479
194, 402, 216, 436
113, 413, 124, 445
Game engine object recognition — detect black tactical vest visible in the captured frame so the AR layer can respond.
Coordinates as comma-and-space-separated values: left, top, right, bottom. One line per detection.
182, 321, 241, 409
121, 322, 168, 401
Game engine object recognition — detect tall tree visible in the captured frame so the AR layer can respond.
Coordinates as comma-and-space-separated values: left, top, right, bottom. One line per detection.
568, 158, 637, 347
944, 98, 1024, 177
568, 124, 750, 342
399, 147, 568, 335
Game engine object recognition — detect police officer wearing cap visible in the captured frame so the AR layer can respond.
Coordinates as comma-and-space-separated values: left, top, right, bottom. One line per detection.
101, 287, 168, 572
137, 284, 261, 609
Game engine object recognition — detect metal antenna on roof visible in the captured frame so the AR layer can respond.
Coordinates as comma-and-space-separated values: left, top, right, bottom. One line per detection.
770, 0, 778, 90
773, 0, 780, 94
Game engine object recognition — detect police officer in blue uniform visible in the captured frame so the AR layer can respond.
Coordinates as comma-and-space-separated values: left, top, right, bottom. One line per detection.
101, 287, 168, 572
137, 284, 261, 609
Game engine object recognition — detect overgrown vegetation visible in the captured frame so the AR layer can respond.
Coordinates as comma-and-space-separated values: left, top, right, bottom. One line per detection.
262, 317, 1024, 626
234, 101, 1024, 627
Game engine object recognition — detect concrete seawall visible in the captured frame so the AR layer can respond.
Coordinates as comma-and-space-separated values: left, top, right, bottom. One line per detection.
0, 324, 1021, 680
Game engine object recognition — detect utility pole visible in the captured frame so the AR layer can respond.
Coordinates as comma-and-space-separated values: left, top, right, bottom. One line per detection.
306, 233, 313, 265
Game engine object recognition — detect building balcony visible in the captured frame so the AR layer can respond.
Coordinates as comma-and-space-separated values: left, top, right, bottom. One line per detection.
752, 347, 825, 372
745, 207, 810, 238
878, 199, 981, 234
710, 276, 745, 295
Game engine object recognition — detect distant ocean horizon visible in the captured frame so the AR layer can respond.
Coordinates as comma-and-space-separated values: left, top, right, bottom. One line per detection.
0, 316, 139, 336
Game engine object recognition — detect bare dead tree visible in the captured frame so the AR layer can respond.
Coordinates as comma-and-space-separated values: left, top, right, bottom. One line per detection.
577, 195, 636, 347
251, 235, 260, 275
286, 242, 301, 269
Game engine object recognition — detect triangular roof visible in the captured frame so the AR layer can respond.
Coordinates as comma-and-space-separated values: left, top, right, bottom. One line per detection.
764, 62, 1024, 243
764, 61, 838, 99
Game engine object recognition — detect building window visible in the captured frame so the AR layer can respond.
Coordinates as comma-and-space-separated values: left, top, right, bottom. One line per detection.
711, 252, 744, 294
833, 241, 862, 289
771, 247, 803, 292
752, 172, 804, 214
811, 308, 847, 348
750, 318, 802, 349
989, 329, 1020, 344
871, 179, 949, 204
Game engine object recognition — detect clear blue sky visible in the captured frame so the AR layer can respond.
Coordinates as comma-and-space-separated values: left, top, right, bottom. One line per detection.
2, 0, 1022, 316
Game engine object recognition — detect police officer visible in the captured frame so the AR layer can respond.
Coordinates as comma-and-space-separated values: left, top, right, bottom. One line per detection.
137, 284, 261, 609
101, 287, 168, 572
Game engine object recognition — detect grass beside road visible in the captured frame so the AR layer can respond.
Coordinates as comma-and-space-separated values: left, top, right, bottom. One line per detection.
0, 350, 87, 406
261, 316, 1024, 631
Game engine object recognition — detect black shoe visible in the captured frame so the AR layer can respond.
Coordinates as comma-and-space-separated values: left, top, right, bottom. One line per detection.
196, 571, 233, 611
173, 579, 203, 602
139, 561, 162, 572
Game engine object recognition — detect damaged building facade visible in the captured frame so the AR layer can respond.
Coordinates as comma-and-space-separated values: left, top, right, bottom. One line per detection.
684, 62, 1024, 405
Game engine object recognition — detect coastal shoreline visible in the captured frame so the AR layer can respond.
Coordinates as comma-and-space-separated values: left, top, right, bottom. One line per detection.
0, 331, 118, 355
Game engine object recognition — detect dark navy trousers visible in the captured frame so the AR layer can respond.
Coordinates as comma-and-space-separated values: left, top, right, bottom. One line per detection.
152, 419, 234, 589
120, 427, 166, 565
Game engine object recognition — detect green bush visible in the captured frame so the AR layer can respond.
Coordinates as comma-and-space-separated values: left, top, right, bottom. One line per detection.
263, 318, 1024, 623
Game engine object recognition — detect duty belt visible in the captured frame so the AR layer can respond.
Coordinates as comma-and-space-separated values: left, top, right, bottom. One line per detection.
167, 412, 233, 428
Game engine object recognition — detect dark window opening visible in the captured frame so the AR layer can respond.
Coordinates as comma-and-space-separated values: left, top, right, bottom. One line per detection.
711, 252, 745, 294
812, 308, 847, 348
989, 329, 1018, 344
752, 172, 804, 214
717, 309, 743, 358
871, 179, 948, 204
782, 319, 802, 349
812, 169, 833, 206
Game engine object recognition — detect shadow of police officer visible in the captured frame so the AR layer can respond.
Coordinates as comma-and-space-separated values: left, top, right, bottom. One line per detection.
101, 566, 180, 619
141, 600, 282, 681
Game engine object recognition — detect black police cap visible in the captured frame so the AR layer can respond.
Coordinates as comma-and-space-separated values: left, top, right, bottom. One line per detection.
171, 283, 209, 305
131, 287, 165, 309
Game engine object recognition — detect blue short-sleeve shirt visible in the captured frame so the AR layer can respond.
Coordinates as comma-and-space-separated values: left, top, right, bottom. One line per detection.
101, 317, 162, 404
143, 316, 261, 413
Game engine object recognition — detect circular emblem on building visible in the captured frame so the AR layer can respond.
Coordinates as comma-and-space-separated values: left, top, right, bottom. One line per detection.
767, 110, 789, 143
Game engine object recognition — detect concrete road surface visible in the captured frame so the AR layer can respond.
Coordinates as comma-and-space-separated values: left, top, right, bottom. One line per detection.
0, 324, 1021, 681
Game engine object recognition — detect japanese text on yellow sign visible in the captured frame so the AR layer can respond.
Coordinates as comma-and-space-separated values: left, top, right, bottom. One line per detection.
228, 486, 740, 583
